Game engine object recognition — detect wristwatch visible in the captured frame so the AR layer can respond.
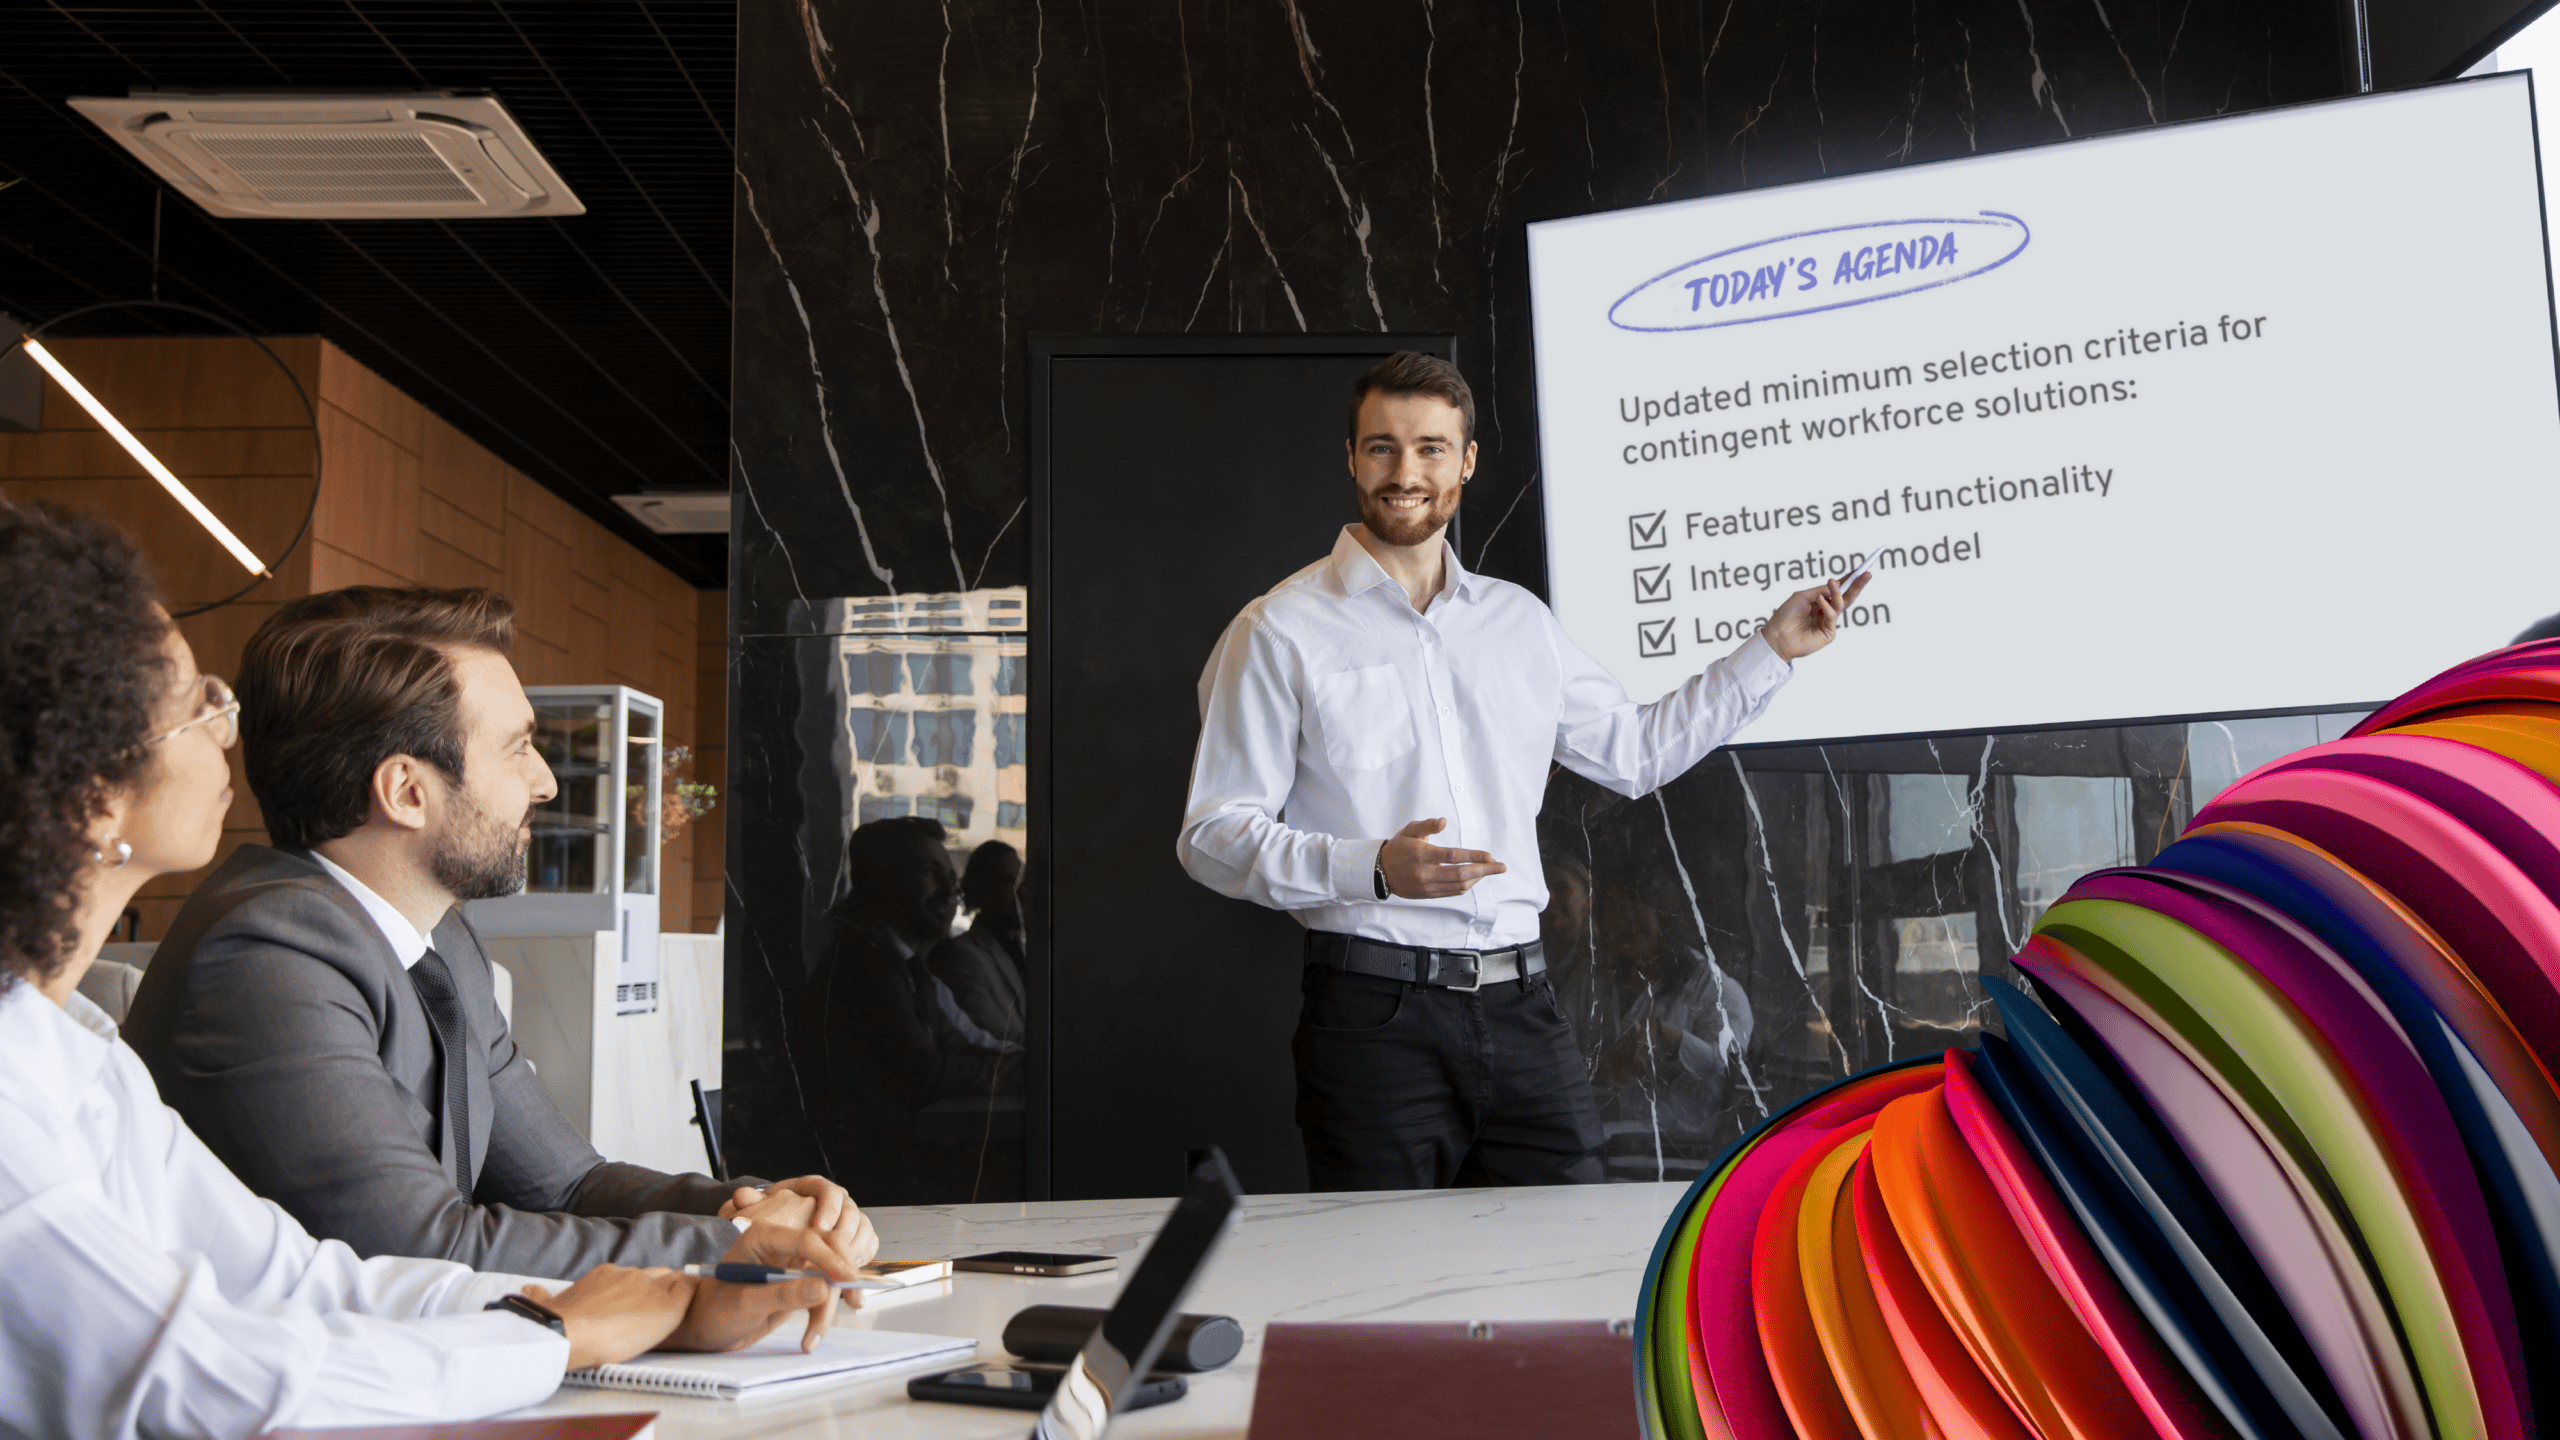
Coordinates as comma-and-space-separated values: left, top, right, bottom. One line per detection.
485, 1293, 568, 1337
1374, 863, 1392, 900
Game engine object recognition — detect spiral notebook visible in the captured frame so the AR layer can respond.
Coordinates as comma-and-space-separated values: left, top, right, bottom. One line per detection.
562, 1326, 975, 1400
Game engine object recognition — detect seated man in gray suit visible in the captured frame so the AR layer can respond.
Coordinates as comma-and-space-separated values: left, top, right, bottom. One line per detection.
128, 585, 877, 1278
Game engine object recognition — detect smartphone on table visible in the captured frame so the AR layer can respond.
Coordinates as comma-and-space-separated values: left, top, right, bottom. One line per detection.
908, 1361, 1184, 1412
952, 1251, 1118, 1277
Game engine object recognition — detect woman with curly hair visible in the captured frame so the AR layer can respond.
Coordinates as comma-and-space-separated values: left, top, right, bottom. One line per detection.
0, 503, 830, 1439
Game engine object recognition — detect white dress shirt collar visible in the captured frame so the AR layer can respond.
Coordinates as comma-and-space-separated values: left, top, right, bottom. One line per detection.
309, 849, 433, 969
1322, 525, 1481, 608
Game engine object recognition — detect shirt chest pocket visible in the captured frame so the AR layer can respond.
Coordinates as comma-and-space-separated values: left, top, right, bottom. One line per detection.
1308, 663, 1418, 772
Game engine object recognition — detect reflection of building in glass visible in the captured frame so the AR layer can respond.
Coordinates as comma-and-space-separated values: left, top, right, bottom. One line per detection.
775, 588, 1030, 1205
828, 590, 1027, 858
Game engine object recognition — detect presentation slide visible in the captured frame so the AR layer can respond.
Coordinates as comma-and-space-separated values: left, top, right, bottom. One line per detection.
1528, 75, 2560, 746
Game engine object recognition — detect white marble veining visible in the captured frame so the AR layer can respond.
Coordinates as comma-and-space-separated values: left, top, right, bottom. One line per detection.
519, 1180, 1680, 1438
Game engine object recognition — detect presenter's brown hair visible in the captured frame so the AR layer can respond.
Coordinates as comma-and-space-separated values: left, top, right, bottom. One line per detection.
239, 586, 516, 851
0, 502, 169, 990
1348, 351, 1475, 447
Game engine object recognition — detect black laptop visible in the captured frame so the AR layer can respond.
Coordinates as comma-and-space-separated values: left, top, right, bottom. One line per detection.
1029, 1148, 1246, 1439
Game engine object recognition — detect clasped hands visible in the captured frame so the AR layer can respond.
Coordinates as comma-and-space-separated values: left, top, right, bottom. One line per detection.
524, 1174, 880, 1370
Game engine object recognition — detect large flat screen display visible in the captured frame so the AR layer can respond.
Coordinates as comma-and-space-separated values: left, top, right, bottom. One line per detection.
1528, 75, 2560, 746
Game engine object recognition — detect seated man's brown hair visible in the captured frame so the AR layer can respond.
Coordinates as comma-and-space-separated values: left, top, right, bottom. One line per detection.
238, 587, 515, 852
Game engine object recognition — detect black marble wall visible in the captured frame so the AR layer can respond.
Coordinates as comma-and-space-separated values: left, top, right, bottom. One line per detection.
725, 0, 2352, 1198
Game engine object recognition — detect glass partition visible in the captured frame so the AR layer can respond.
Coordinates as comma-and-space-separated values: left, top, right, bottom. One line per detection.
624, 705, 659, 896
530, 698, 613, 898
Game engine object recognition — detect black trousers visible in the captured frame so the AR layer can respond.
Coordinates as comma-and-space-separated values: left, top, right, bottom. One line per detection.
1291, 964, 1606, 1190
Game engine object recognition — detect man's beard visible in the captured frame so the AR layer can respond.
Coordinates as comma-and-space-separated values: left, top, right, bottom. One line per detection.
1357, 481, 1462, 548
430, 785, 530, 901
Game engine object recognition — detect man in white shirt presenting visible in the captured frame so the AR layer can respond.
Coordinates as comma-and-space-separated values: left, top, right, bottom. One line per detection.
1177, 353, 1869, 1190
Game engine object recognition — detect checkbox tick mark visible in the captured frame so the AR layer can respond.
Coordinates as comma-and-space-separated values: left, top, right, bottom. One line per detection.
1637, 618, 1677, 658
1628, 510, 1668, 550
1632, 563, 1672, 603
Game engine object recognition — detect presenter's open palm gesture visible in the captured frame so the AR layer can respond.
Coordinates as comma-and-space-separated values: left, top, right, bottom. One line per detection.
1762, 573, 1871, 661
1380, 817, 1506, 898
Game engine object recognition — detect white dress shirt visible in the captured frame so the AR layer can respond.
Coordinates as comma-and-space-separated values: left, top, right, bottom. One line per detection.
1179, 527, 1792, 949
309, 849, 430, 970
0, 978, 567, 1439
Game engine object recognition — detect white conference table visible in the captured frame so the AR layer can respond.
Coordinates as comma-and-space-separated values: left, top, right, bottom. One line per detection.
520, 1181, 1681, 1438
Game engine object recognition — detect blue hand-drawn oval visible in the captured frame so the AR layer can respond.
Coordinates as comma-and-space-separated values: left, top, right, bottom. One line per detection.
1606, 211, 2031, 333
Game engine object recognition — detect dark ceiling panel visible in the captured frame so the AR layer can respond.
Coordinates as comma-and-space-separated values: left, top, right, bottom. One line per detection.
2368, 0, 2560, 86
0, 0, 735, 585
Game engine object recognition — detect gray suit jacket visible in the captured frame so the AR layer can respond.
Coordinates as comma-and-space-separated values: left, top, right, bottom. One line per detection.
126, 844, 751, 1276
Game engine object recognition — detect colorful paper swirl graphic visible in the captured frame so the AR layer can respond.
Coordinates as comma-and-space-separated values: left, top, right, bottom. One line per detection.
1634, 637, 2560, 1440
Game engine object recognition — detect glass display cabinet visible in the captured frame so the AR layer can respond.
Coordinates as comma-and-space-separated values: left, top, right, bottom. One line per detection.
464, 685, 663, 1014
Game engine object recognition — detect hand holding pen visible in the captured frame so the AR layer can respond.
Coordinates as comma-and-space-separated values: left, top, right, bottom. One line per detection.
685, 1262, 898, 1292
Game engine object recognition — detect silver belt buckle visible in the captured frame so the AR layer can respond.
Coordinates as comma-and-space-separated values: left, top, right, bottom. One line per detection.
1436, 949, 1485, 993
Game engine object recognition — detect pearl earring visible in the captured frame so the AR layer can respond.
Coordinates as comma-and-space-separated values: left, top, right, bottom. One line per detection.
93, 840, 132, 868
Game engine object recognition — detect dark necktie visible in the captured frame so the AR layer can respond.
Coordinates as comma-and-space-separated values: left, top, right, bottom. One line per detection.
408, 948, 476, 1199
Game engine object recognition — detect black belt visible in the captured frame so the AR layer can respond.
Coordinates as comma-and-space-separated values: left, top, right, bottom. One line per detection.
1304, 931, 1545, 992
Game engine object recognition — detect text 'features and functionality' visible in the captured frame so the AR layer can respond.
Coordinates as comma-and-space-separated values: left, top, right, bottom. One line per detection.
1528, 75, 2560, 744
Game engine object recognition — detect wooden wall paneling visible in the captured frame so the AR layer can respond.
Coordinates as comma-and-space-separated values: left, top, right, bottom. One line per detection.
501, 521, 576, 652
0, 475, 295, 604
511, 633, 570, 688
654, 624, 690, 727
319, 343, 427, 457
38, 336, 321, 432
0, 412, 319, 606
6, 426, 319, 483
4, 335, 707, 941
311, 403, 422, 580
420, 490, 503, 570
307, 541, 412, 594
571, 570, 612, 625
418, 532, 504, 591
608, 576, 657, 684
568, 510, 615, 596
570, 609, 611, 679
503, 469, 579, 549
417, 412, 508, 521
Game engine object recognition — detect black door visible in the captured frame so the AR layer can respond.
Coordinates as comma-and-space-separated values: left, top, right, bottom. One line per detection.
1028, 334, 1457, 1198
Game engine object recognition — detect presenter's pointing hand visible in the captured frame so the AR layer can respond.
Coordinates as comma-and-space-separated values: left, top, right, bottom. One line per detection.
1762, 573, 1871, 661
1381, 818, 1506, 899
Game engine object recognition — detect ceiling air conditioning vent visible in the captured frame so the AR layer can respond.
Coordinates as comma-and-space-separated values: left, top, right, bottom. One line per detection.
614, 493, 730, 535
66, 91, 585, 220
